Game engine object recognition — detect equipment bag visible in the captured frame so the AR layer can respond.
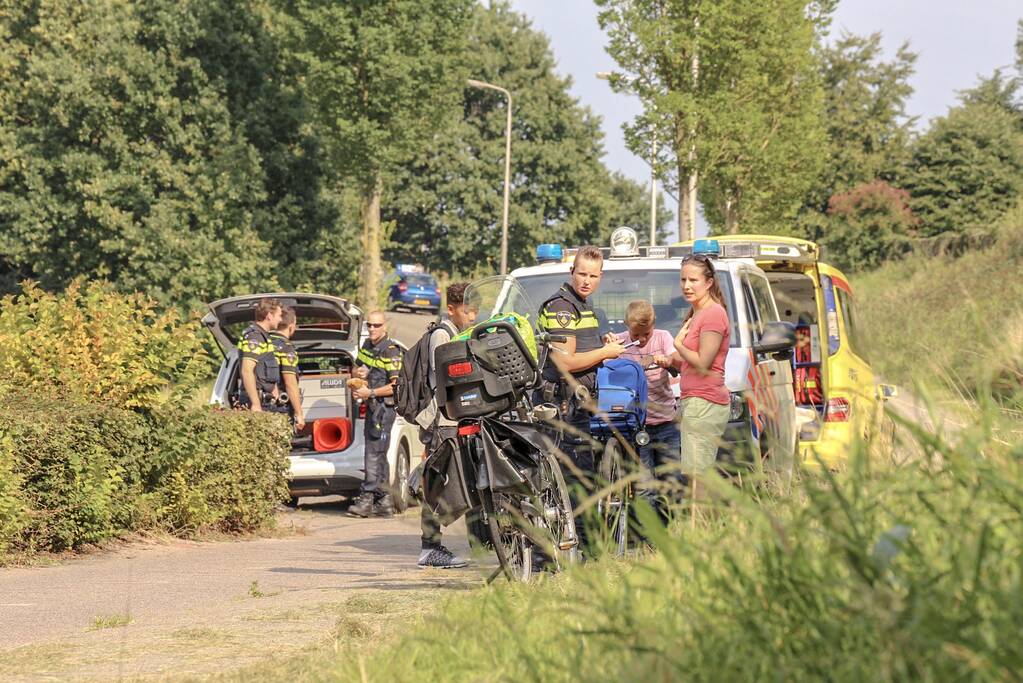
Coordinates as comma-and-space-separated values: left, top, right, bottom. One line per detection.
395, 320, 457, 423
590, 358, 648, 438
422, 436, 477, 525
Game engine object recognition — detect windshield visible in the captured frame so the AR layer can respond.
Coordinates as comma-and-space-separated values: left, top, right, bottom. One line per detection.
404, 274, 437, 287
513, 268, 739, 346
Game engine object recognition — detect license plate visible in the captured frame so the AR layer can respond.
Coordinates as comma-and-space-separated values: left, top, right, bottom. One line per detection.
414, 298, 430, 305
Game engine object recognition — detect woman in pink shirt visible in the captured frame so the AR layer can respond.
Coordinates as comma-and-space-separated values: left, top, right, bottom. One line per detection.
673, 254, 731, 480
614, 300, 681, 517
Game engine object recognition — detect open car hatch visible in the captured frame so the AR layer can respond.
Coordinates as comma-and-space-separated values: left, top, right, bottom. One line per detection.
202, 293, 361, 357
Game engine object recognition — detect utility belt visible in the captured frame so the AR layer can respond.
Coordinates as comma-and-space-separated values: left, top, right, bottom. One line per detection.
539, 378, 597, 425
262, 389, 291, 408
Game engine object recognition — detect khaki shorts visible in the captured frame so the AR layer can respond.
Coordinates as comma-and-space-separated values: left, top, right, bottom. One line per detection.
680, 397, 730, 474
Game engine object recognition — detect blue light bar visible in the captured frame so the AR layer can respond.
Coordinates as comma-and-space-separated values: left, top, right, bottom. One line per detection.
692, 239, 721, 256
536, 243, 563, 264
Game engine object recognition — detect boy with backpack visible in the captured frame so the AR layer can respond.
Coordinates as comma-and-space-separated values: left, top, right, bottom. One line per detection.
395, 282, 477, 568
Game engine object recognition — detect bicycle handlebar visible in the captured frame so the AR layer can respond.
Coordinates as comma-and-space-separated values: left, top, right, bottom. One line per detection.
538, 332, 568, 344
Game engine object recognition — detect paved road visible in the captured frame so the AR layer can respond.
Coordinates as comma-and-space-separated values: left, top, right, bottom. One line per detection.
0, 505, 477, 681
385, 309, 436, 348
0, 311, 465, 680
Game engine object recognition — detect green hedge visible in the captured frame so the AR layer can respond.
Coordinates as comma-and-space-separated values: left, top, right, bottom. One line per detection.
0, 397, 289, 562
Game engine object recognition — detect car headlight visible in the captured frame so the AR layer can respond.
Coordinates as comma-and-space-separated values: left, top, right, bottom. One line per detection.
729, 392, 745, 421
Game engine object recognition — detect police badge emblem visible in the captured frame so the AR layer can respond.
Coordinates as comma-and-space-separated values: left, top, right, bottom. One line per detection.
555, 310, 572, 328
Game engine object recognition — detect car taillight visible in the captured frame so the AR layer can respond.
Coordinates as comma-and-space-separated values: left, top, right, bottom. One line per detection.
825, 398, 850, 422
447, 361, 474, 377
458, 424, 481, 436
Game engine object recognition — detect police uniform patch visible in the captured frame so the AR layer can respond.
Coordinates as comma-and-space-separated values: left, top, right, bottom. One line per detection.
555, 310, 572, 328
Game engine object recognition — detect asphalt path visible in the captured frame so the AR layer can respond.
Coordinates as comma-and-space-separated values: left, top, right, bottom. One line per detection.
0, 310, 473, 681
384, 309, 437, 348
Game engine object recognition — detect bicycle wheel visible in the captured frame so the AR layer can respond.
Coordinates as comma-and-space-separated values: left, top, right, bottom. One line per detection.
598, 438, 629, 556
485, 491, 533, 582
531, 450, 579, 570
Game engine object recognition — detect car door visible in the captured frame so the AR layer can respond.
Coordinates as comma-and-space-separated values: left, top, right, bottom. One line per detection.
740, 270, 797, 469
818, 264, 878, 436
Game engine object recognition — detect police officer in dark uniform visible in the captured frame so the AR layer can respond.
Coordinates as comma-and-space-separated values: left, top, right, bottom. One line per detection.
238, 298, 287, 414
349, 311, 404, 518
538, 246, 624, 549
269, 306, 306, 430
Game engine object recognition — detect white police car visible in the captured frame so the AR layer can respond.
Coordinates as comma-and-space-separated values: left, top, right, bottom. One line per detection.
203, 293, 423, 509
511, 229, 799, 473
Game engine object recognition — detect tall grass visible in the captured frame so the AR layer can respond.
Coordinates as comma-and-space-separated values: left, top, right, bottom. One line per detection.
227, 397, 1021, 682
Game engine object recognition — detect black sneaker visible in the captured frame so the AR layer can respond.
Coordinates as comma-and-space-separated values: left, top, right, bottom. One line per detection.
417, 546, 468, 569
348, 493, 374, 518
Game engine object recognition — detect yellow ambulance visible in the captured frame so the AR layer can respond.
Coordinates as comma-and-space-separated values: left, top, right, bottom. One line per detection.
675, 235, 895, 467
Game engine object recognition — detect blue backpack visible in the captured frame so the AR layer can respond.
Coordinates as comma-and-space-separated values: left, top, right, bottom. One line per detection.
590, 358, 648, 438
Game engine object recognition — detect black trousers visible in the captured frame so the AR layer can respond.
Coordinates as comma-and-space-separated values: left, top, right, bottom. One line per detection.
420, 426, 456, 548
361, 404, 395, 497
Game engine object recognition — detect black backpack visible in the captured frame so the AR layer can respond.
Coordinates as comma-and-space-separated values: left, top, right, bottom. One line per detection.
395, 320, 457, 423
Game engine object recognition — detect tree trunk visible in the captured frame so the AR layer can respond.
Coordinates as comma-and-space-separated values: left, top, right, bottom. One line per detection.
724, 196, 740, 234
360, 175, 383, 310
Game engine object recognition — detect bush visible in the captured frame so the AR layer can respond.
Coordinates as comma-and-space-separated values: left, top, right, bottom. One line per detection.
0, 279, 209, 411
822, 180, 919, 272
145, 408, 291, 533
0, 396, 289, 562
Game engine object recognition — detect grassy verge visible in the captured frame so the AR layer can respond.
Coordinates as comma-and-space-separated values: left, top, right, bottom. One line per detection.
853, 200, 1023, 405
233, 402, 1022, 682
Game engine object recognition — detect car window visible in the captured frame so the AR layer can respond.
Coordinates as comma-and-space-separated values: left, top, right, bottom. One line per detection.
740, 276, 763, 339
749, 272, 780, 328
405, 274, 437, 287
514, 268, 739, 346
835, 288, 869, 362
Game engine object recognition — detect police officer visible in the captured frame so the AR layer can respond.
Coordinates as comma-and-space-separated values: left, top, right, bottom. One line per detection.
239, 298, 286, 414
269, 306, 306, 430
349, 311, 403, 518
538, 246, 624, 548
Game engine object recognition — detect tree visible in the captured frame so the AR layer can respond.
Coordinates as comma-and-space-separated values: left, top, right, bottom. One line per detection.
0, 0, 274, 311
900, 101, 1023, 242
596, 0, 827, 236
383, 3, 672, 277
795, 32, 917, 259
822, 181, 918, 271
279, 0, 473, 308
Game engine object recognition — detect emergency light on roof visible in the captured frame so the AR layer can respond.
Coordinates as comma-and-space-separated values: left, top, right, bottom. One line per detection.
536, 243, 563, 264
692, 239, 721, 256
609, 226, 639, 258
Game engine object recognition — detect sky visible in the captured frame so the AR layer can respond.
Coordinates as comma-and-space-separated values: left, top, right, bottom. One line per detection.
507, 0, 1022, 240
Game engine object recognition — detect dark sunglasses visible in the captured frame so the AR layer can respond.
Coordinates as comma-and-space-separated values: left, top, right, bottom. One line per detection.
366, 322, 385, 328
682, 253, 715, 271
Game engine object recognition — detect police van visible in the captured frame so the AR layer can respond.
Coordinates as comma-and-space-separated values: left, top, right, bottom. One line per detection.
203, 293, 424, 508
510, 228, 799, 473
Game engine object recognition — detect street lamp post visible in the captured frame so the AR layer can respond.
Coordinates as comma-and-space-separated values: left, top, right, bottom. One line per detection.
467, 79, 513, 275
596, 71, 657, 246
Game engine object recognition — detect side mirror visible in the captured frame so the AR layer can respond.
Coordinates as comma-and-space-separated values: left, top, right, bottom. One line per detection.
877, 383, 898, 400
754, 321, 797, 356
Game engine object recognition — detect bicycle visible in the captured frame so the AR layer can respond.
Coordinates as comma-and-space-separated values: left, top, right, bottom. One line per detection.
426, 277, 578, 582
588, 357, 650, 556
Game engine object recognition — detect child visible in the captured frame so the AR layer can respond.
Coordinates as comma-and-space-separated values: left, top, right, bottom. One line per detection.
615, 300, 682, 515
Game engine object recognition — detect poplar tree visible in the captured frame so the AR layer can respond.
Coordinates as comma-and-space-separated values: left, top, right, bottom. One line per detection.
596, 0, 828, 235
